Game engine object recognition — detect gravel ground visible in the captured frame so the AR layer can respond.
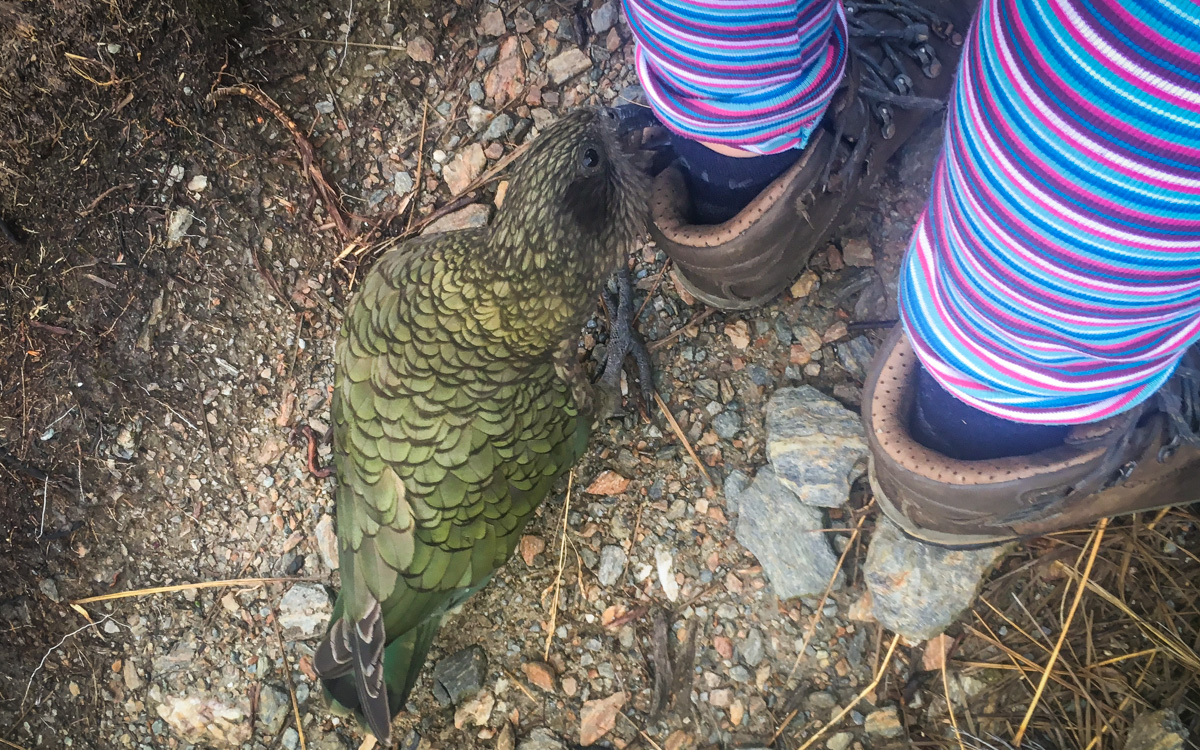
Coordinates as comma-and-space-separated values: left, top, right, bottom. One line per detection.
3, 1, 1194, 749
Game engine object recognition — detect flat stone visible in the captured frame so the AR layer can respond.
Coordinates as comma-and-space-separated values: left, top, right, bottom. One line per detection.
478, 8, 505, 36
482, 113, 514, 141
313, 514, 338, 570
1124, 709, 1190, 750
258, 684, 290, 736
864, 707, 904, 737
827, 732, 853, 750
863, 517, 1010, 641
484, 37, 525, 107
597, 545, 626, 587
431, 645, 488, 706
766, 386, 868, 508
712, 411, 741, 439
467, 104, 493, 132
277, 583, 332, 640
393, 171, 414, 196
513, 8, 536, 33
443, 144, 487, 194
156, 695, 251, 746
547, 48, 592, 84
735, 466, 842, 599
739, 628, 765, 667
282, 727, 300, 750
590, 1, 617, 33
835, 336, 876, 381
123, 659, 143, 691
408, 36, 435, 63
580, 692, 626, 746
519, 728, 567, 750
423, 204, 490, 235
841, 238, 875, 267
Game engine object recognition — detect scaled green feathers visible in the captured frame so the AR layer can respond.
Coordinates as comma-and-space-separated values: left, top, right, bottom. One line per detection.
313, 108, 648, 745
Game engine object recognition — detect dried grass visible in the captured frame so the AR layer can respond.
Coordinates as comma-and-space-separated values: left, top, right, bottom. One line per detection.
937, 507, 1200, 749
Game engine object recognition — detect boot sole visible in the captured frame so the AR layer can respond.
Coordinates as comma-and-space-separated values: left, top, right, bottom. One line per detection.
868, 455, 1186, 549
868, 455, 1020, 549
671, 265, 783, 311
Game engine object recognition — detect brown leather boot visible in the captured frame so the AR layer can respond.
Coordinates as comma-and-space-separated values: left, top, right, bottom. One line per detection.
863, 326, 1200, 546
650, 0, 974, 310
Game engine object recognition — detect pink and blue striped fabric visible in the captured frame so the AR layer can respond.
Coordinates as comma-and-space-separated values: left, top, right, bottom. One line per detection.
621, 0, 847, 154
901, 0, 1200, 424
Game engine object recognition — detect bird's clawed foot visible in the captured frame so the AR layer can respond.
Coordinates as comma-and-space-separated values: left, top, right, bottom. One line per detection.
598, 265, 655, 418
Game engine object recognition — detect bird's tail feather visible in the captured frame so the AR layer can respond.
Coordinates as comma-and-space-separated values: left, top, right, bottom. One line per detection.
318, 615, 443, 744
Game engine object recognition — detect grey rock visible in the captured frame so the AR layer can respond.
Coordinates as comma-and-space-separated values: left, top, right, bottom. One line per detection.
1124, 709, 1189, 750
766, 386, 868, 508
712, 410, 742, 439
468, 81, 485, 103
531, 107, 556, 130
282, 727, 300, 750
467, 104, 493, 132
841, 238, 875, 267
258, 685, 290, 736
735, 466, 843, 599
476, 44, 499, 66
807, 691, 838, 710
423, 204, 490, 234
723, 470, 750, 514
590, 1, 617, 33
747, 363, 772, 386
864, 517, 1009, 641
313, 514, 338, 570
835, 336, 876, 381
431, 645, 488, 706
518, 728, 567, 750
615, 84, 646, 108
482, 113, 514, 141
827, 732, 853, 750
740, 628, 765, 667
39, 578, 60, 602
123, 659, 143, 691
729, 665, 751, 683
695, 378, 719, 400
774, 316, 793, 345
547, 48, 592, 84
277, 583, 332, 640
597, 545, 626, 587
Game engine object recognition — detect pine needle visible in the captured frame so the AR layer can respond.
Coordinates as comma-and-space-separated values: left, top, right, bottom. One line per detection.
1014, 518, 1107, 746
653, 391, 712, 486
543, 470, 574, 661
71, 577, 312, 605
796, 633, 902, 750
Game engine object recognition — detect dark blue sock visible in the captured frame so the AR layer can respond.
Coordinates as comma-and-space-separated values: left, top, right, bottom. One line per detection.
911, 365, 1070, 461
674, 138, 802, 224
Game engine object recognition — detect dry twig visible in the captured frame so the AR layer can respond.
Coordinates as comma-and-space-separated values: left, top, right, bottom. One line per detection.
207, 84, 361, 240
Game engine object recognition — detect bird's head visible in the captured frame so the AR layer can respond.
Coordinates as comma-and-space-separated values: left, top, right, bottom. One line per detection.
490, 107, 650, 278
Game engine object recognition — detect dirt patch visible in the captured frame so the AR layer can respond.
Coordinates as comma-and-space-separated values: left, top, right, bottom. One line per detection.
1, 0, 1196, 749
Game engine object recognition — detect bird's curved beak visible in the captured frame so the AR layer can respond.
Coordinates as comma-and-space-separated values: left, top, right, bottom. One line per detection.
611, 103, 659, 138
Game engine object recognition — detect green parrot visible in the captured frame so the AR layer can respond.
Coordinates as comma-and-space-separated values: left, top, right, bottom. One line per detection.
313, 107, 650, 745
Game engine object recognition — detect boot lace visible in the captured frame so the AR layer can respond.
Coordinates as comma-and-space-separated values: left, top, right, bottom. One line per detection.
1156, 363, 1200, 462
823, 0, 962, 189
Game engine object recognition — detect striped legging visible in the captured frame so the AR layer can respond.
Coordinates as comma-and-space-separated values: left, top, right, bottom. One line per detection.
625, 0, 1200, 424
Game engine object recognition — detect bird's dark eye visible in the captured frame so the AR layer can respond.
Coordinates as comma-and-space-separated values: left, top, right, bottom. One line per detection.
580, 147, 601, 170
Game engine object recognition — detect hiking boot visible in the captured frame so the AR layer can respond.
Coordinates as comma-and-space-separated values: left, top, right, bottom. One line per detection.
650, 0, 974, 310
863, 326, 1200, 546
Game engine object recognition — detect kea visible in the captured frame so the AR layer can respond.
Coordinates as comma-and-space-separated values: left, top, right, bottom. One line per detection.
313, 107, 652, 745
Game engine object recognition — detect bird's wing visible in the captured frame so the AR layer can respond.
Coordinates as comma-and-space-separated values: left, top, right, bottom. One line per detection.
315, 237, 589, 740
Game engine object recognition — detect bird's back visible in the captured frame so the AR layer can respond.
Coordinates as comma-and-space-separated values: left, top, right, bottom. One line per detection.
315, 232, 590, 739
